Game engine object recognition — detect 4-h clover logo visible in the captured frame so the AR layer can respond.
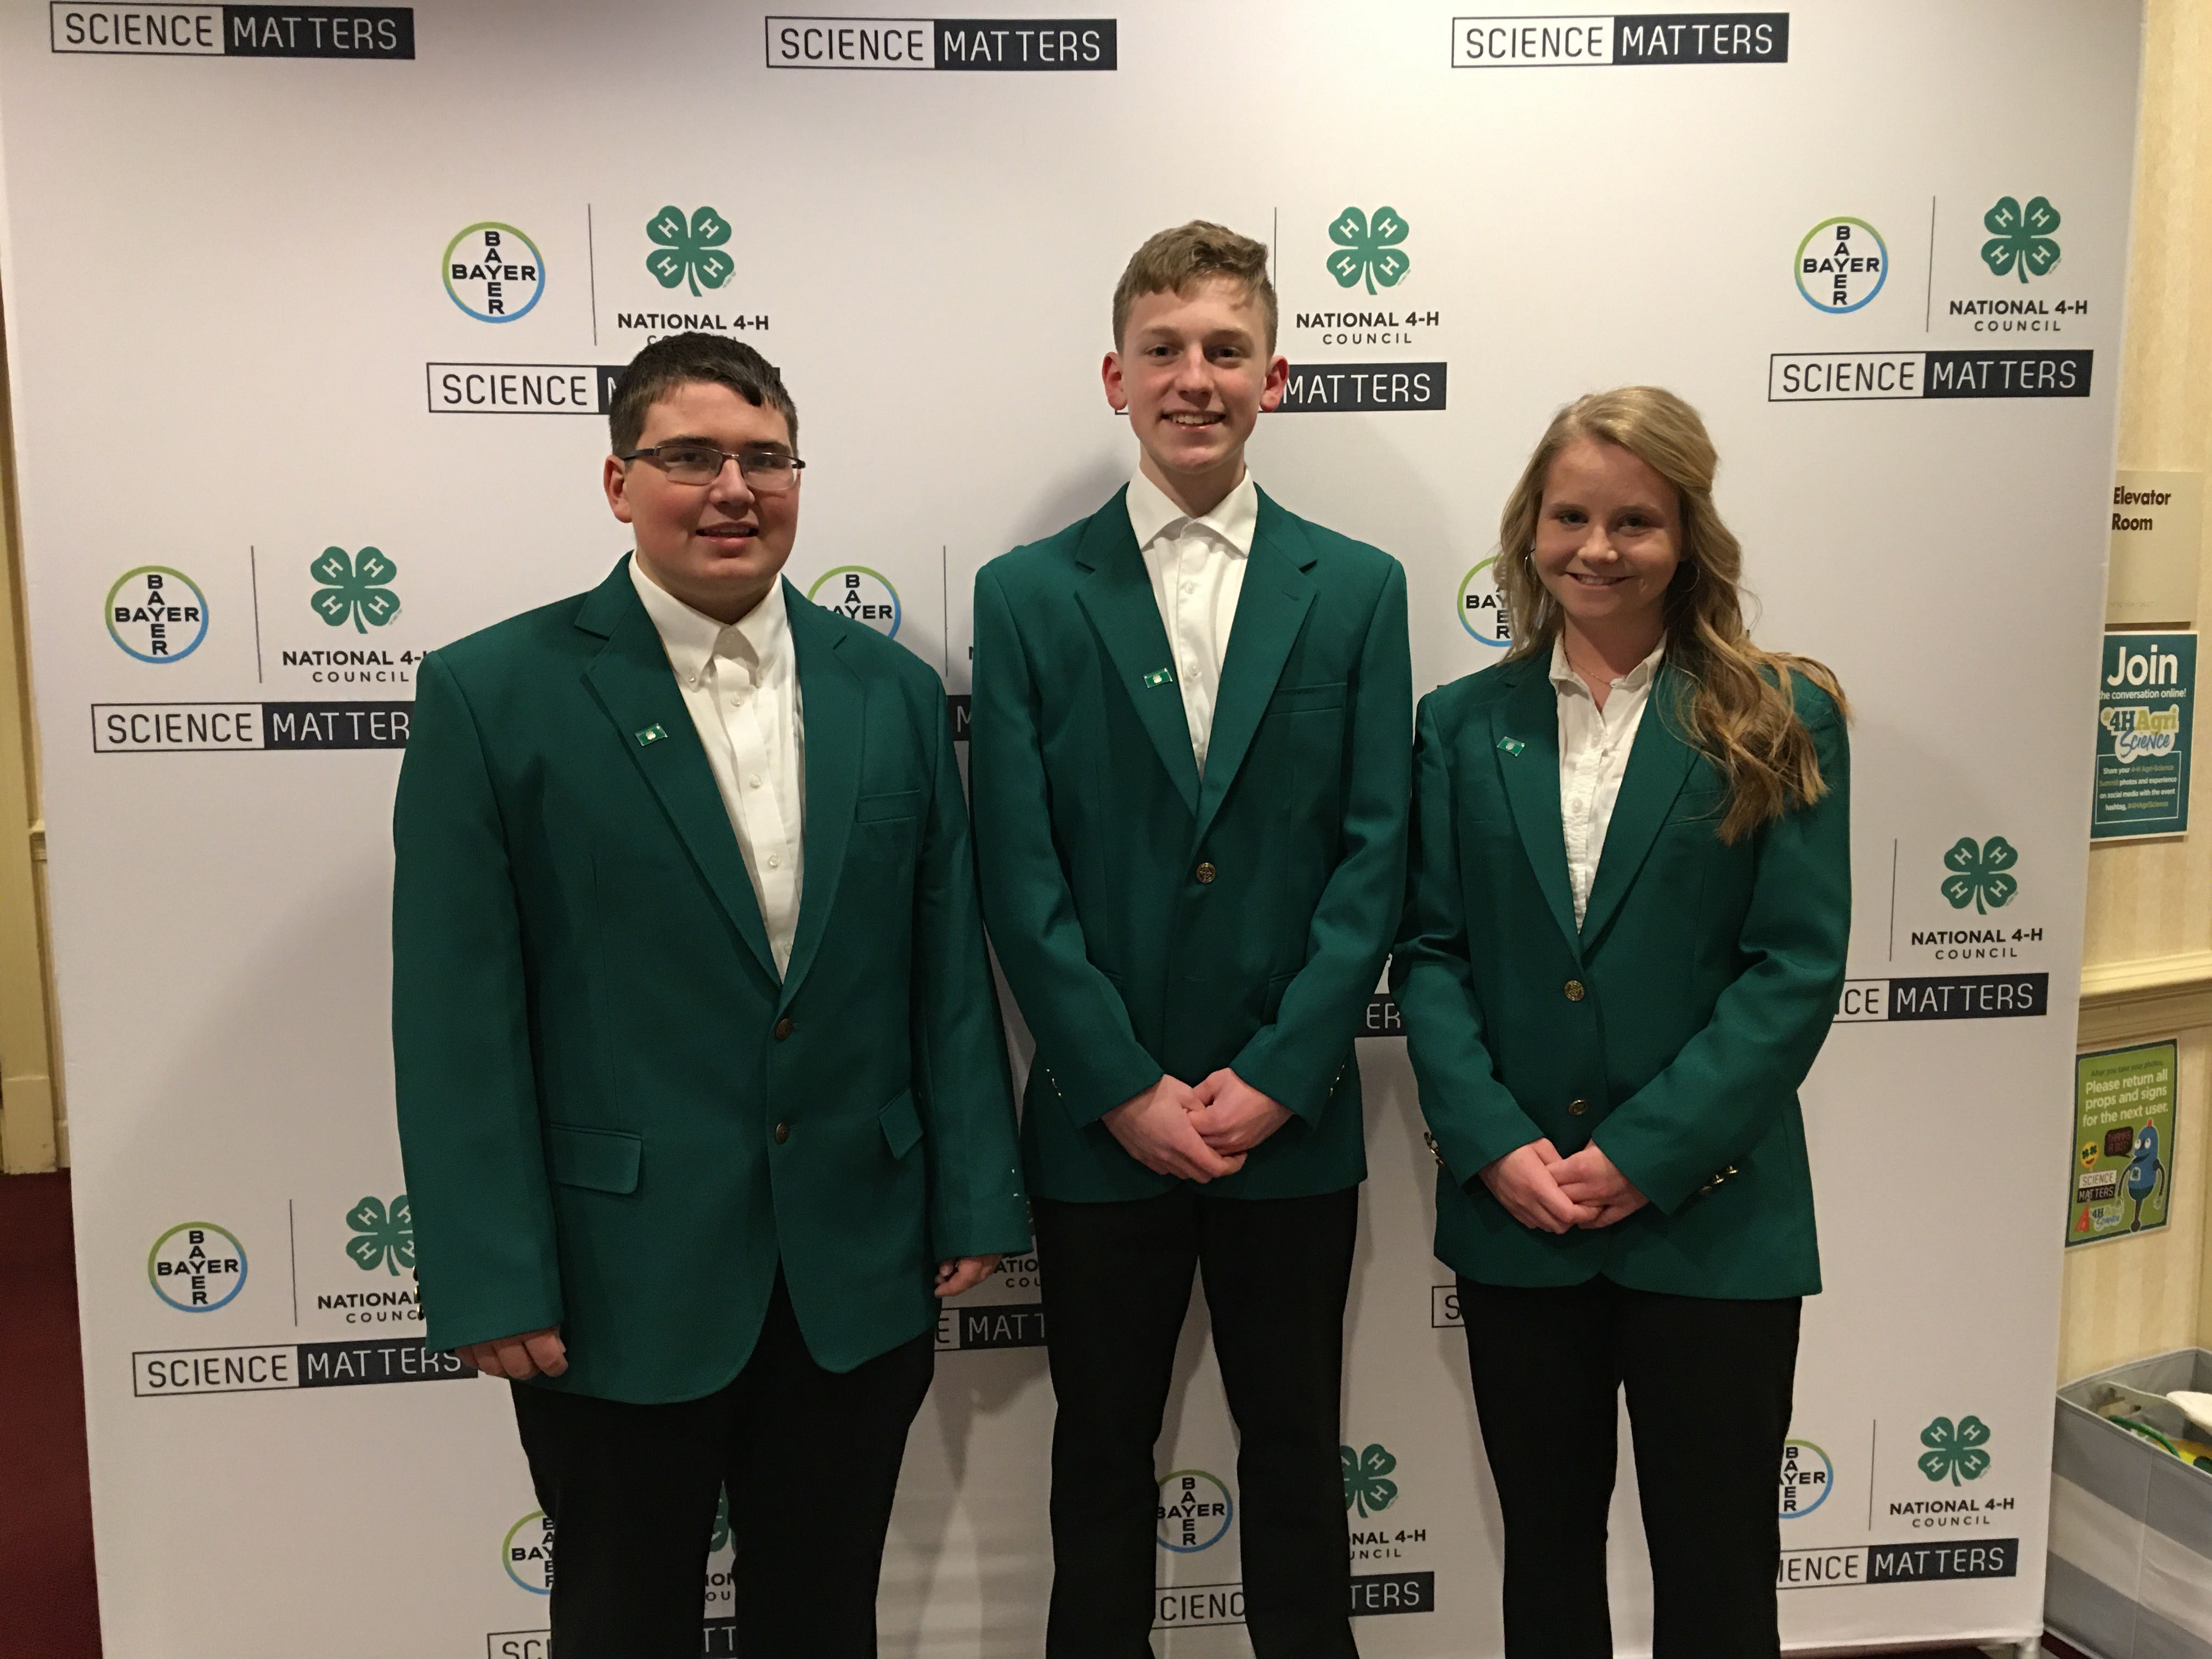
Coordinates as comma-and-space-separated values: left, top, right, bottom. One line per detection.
1327, 207, 1410, 295
646, 205, 735, 297
310, 547, 399, 633
1917, 1415, 1993, 1486
1940, 836, 2020, 915
344, 1194, 413, 1275
1341, 1443, 1399, 1517
1980, 196, 2062, 283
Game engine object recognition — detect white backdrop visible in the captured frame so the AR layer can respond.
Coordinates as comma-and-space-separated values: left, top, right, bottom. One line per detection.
0, 2, 2141, 1654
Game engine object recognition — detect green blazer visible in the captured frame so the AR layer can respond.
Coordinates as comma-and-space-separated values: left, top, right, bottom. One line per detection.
970, 487, 1412, 1203
1391, 654, 1849, 1299
392, 558, 1028, 1404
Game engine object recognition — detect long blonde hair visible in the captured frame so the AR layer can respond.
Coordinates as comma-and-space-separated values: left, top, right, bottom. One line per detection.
1496, 387, 1847, 843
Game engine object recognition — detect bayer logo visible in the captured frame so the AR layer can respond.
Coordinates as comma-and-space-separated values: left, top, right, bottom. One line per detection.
146, 1222, 246, 1311
808, 566, 902, 638
1796, 218, 1887, 314
1457, 558, 1510, 650
1156, 1469, 1233, 1552
444, 222, 545, 323
1778, 1438, 1832, 1519
504, 1511, 554, 1593
108, 567, 208, 662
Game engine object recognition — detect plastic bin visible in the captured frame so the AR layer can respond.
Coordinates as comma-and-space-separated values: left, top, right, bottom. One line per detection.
2049, 1348, 2212, 1659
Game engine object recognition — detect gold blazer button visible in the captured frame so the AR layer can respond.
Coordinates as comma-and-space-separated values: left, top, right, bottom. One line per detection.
1564, 980, 1586, 1001
1567, 1098, 1588, 1116
774, 1121, 791, 1144
774, 1016, 795, 1040
1195, 861, 1217, 884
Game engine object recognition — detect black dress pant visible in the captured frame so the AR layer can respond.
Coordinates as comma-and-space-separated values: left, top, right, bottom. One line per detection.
1456, 1276, 1802, 1659
1034, 1186, 1361, 1659
509, 1270, 934, 1659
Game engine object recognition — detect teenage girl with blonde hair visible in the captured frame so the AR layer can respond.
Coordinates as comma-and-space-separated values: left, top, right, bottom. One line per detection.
1394, 386, 1851, 1657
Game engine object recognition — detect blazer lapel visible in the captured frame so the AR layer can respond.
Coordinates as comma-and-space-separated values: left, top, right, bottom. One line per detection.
1072, 490, 1201, 819
1193, 492, 1316, 844
1577, 665, 1701, 949
577, 560, 777, 984
1492, 659, 1582, 961
776, 584, 861, 1012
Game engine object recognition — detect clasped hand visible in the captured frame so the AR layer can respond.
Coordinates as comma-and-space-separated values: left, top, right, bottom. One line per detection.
1478, 1139, 1648, 1234
1102, 1070, 1293, 1182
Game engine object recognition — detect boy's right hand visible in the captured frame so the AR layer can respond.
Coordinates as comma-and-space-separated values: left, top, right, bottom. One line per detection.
1104, 1077, 1245, 1182
1477, 1140, 1597, 1234
457, 1326, 568, 1380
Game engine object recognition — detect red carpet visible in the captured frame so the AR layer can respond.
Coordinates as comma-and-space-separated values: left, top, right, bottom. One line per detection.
0, 1171, 100, 1659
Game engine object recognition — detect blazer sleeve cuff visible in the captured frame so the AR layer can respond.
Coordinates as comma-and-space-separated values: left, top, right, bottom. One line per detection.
1048, 1047, 1165, 1127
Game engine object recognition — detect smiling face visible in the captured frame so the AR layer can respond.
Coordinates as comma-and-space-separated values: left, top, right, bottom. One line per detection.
1104, 276, 1288, 515
1532, 436, 1684, 659
603, 380, 798, 624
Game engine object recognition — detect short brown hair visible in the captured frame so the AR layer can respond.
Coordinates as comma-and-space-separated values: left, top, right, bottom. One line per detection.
608, 332, 798, 455
1111, 221, 1278, 354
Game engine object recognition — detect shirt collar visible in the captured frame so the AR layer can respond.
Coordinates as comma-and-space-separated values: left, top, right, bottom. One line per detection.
629, 554, 791, 684
1126, 466, 1259, 558
1548, 633, 1667, 699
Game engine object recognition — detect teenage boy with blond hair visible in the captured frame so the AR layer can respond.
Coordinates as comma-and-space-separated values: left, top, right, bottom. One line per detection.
969, 223, 1412, 1658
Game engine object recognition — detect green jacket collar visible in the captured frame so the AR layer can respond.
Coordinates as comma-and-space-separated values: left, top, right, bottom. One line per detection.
1071, 486, 1319, 839
1488, 651, 1702, 957
574, 557, 867, 1005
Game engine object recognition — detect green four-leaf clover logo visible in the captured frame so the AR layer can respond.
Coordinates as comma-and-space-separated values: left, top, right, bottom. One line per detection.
310, 547, 399, 633
1980, 195, 2061, 284
646, 205, 734, 297
1341, 1442, 1399, 1517
1940, 836, 2020, 915
345, 1194, 413, 1275
1327, 207, 1411, 295
1917, 1414, 1992, 1486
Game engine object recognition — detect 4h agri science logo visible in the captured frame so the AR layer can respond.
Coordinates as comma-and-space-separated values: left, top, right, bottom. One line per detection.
1940, 836, 2019, 916
1327, 206, 1410, 295
1342, 1443, 1399, 1516
646, 205, 734, 298
1980, 195, 2062, 283
310, 546, 399, 633
345, 1195, 413, 1274
1918, 1414, 1993, 1486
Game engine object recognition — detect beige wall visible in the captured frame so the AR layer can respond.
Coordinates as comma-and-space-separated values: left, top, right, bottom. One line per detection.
2060, 0, 2212, 1378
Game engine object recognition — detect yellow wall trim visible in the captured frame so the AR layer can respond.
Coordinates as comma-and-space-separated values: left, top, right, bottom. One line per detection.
2078, 951, 2212, 1048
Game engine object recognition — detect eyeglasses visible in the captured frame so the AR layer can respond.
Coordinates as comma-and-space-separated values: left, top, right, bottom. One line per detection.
617, 443, 806, 493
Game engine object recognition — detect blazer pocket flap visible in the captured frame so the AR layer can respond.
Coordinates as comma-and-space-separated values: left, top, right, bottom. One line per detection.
1269, 680, 1347, 714
856, 788, 922, 823
878, 1089, 924, 1159
546, 1124, 642, 1194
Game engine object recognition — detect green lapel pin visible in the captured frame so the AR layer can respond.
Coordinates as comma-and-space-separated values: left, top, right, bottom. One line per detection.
635, 724, 668, 747
1143, 667, 1176, 689
1497, 736, 1526, 756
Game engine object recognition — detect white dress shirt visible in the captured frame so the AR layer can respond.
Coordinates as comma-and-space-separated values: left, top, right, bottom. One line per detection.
1552, 634, 1666, 928
630, 557, 806, 976
1127, 467, 1259, 773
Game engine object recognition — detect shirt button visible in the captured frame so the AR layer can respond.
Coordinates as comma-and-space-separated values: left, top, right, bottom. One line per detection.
774, 1122, 790, 1144
774, 1017, 794, 1040
1195, 861, 1217, 884
749, 775, 763, 789
766, 854, 781, 868
1564, 980, 1586, 1002
1568, 1098, 1589, 1116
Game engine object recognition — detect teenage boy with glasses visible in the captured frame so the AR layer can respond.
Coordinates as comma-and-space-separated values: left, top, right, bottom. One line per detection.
969, 223, 1413, 1659
392, 332, 1027, 1658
